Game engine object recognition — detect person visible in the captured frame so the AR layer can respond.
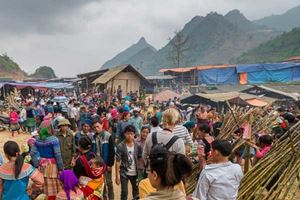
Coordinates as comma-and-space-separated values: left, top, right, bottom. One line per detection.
56, 118, 76, 169
75, 119, 93, 148
19, 105, 27, 132
31, 121, 64, 200
80, 156, 106, 200
25, 101, 36, 132
150, 116, 162, 134
140, 144, 193, 200
172, 117, 193, 152
117, 85, 122, 101
68, 101, 78, 131
97, 102, 107, 117
196, 106, 208, 125
46, 101, 54, 115
108, 108, 119, 142
192, 140, 243, 200
117, 112, 133, 140
115, 125, 142, 200
254, 135, 273, 161
131, 107, 143, 135
136, 126, 150, 181
198, 123, 214, 162
92, 121, 115, 200
56, 170, 84, 200
0, 141, 44, 199
152, 106, 162, 124
143, 108, 186, 164
9, 107, 20, 137
139, 178, 186, 199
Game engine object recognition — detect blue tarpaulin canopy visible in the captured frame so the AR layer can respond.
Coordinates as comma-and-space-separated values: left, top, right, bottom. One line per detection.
236, 62, 300, 73
0, 82, 74, 89
198, 67, 238, 85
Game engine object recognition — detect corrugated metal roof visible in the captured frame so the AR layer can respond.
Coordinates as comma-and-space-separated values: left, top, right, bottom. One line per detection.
146, 75, 175, 80
159, 64, 235, 73
159, 67, 195, 73
195, 64, 235, 71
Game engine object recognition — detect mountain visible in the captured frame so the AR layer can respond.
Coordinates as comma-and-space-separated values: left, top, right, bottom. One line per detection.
0, 54, 27, 79
30, 66, 57, 79
102, 37, 157, 69
141, 10, 277, 75
101, 10, 279, 75
225, 9, 259, 32
254, 5, 300, 31
235, 28, 300, 64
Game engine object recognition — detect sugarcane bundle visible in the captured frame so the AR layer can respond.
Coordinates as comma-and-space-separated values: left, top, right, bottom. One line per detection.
7, 88, 20, 110
218, 107, 255, 140
237, 121, 300, 200
185, 162, 201, 195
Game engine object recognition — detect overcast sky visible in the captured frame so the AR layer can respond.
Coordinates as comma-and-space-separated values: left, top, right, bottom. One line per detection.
0, 0, 299, 77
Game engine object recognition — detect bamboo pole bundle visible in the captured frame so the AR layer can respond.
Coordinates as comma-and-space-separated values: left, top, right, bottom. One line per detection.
237, 121, 300, 200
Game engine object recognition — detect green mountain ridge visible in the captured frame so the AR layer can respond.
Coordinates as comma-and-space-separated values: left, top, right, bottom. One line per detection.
0, 54, 57, 80
234, 28, 300, 64
29, 66, 57, 79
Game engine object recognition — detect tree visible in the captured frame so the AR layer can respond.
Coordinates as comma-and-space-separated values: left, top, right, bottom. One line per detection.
168, 30, 190, 68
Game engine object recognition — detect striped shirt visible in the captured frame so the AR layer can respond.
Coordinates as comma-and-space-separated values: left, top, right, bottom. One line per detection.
172, 125, 193, 146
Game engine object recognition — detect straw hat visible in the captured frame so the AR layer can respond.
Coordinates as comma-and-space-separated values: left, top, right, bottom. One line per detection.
58, 118, 71, 126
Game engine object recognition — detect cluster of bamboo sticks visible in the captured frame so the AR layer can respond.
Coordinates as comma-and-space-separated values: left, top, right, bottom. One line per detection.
238, 121, 300, 200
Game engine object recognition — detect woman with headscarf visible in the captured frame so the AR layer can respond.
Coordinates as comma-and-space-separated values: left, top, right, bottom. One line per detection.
56, 170, 84, 200
30, 116, 64, 200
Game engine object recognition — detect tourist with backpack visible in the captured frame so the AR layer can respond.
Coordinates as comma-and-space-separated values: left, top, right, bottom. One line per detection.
143, 108, 186, 168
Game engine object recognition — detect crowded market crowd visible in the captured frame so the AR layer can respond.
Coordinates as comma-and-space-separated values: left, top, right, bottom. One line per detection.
1, 87, 299, 200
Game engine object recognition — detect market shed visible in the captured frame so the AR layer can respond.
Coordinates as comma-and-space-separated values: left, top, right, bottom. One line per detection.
92, 64, 150, 98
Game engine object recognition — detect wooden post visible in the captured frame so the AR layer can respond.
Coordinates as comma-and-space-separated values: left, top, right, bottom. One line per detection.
244, 143, 251, 173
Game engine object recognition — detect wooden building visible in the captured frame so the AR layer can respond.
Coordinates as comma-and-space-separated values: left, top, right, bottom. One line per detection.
77, 69, 108, 92
92, 64, 150, 98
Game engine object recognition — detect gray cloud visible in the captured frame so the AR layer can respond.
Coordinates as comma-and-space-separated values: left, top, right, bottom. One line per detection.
0, 0, 299, 77
0, 0, 99, 35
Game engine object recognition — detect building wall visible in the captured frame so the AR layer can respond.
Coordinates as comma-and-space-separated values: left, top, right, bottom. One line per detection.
106, 71, 141, 98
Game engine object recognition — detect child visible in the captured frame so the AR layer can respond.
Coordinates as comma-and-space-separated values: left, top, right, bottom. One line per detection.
115, 125, 142, 200
254, 134, 273, 161
56, 169, 84, 200
21, 143, 32, 164
9, 107, 20, 137
79, 156, 106, 200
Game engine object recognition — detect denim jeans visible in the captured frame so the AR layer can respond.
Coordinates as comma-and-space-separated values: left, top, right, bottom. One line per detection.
103, 170, 114, 200
120, 172, 139, 200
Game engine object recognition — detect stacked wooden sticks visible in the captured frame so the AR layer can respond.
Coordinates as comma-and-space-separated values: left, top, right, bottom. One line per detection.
238, 121, 300, 200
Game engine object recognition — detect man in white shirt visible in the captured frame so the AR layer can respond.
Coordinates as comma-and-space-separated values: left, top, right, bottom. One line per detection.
193, 140, 243, 200
150, 116, 162, 133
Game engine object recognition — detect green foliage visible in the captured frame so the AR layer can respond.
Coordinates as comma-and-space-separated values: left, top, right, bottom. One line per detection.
30, 66, 57, 79
0, 54, 22, 72
235, 28, 300, 64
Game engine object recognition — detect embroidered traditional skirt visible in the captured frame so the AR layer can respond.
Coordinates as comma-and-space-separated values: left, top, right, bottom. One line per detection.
39, 158, 62, 196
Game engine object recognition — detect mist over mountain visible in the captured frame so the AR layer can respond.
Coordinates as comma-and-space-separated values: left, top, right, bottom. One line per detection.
254, 5, 300, 31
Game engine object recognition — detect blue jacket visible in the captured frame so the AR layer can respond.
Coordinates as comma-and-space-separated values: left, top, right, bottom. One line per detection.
92, 131, 115, 167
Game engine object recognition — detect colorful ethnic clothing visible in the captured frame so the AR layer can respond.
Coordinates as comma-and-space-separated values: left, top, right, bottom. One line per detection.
0, 162, 43, 200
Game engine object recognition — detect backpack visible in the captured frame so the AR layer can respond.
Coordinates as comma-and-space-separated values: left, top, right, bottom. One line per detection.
151, 132, 179, 151
143, 132, 179, 178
